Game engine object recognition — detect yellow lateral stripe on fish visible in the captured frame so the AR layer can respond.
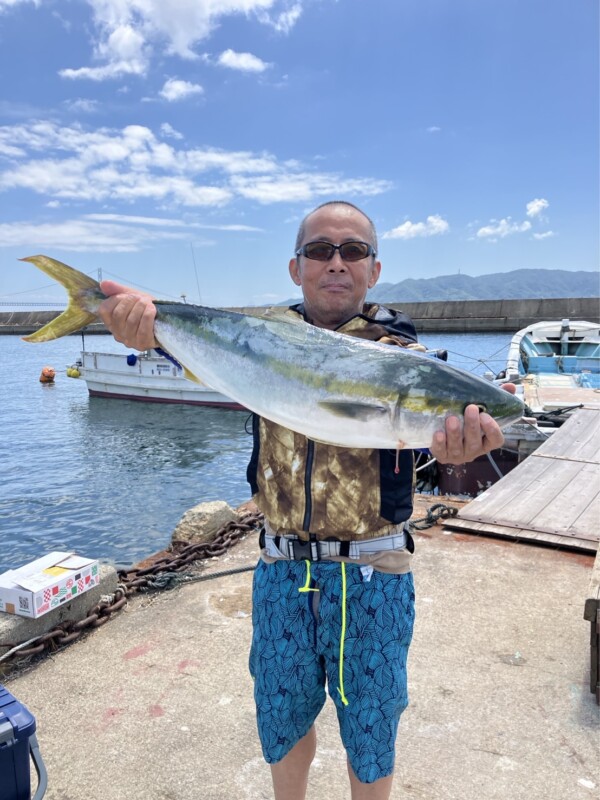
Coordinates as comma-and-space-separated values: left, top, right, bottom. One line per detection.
20, 254, 526, 449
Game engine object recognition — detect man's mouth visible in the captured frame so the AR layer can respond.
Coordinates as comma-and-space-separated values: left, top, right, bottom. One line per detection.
321, 282, 351, 292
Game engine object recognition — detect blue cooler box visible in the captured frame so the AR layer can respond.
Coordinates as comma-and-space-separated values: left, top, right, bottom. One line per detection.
0, 685, 47, 800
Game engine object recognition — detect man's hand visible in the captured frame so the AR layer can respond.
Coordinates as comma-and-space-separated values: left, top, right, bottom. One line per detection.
430, 383, 517, 465
98, 280, 158, 350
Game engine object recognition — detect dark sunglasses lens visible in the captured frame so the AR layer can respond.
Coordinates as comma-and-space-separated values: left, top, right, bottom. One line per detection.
339, 242, 370, 261
303, 242, 335, 260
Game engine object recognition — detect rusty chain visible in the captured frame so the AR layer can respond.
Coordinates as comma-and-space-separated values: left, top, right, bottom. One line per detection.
0, 510, 264, 665
2, 504, 458, 666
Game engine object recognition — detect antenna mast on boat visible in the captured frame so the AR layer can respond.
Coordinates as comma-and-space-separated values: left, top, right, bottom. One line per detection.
190, 244, 203, 305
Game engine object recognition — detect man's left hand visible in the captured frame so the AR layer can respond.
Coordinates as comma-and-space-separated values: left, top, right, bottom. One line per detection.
430, 383, 517, 465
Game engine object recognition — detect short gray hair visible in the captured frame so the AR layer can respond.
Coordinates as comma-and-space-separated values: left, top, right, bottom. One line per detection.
294, 200, 378, 254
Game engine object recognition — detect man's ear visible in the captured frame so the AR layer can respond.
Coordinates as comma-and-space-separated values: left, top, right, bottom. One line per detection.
368, 260, 381, 289
289, 257, 302, 286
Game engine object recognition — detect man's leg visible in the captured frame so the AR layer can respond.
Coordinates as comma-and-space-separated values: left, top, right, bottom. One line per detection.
348, 760, 394, 800
270, 725, 317, 800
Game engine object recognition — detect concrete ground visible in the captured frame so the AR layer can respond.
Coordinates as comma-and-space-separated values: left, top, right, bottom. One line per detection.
5, 526, 599, 800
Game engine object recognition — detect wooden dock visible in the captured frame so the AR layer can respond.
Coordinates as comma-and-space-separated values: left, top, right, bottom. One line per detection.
444, 407, 600, 553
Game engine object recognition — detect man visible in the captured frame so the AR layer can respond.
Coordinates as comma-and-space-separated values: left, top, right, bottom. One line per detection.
99, 201, 512, 800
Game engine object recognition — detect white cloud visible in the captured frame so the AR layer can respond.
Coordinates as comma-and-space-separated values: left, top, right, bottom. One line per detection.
526, 197, 549, 218
159, 78, 204, 101
476, 218, 531, 239
0, 120, 392, 211
60, 23, 149, 80
230, 172, 392, 204
383, 214, 449, 240
217, 49, 270, 73
533, 230, 555, 240
64, 98, 100, 113
84, 213, 262, 231
257, 2, 302, 33
52, 0, 299, 80
160, 122, 183, 140
0, 218, 194, 252
426, 126, 441, 134
3, 210, 262, 253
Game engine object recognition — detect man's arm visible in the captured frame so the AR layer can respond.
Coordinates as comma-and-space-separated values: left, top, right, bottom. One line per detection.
429, 386, 517, 465
98, 280, 158, 350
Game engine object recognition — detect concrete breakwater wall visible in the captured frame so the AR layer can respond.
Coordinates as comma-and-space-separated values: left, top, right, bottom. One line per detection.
387, 297, 600, 333
0, 310, 106, 336
1, 297, 598, 335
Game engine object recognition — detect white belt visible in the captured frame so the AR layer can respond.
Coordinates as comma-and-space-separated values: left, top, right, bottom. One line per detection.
262, 522, 409, 561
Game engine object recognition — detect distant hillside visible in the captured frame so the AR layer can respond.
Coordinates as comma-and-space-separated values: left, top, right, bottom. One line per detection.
278, 268, 598, 305
366, 269, 599, 303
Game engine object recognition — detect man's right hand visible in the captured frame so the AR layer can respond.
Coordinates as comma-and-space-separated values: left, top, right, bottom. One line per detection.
98, 280, 158, 350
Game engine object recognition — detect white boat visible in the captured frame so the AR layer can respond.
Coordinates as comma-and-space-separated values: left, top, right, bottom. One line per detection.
437, 319, 600, 496
71, 350, 245, 409
502, 319, 600, 417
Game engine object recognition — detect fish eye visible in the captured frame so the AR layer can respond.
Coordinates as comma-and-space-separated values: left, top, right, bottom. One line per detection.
464, 403, 487, 414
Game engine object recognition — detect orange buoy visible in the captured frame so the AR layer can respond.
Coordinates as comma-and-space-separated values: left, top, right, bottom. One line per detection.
39, 366, 56, 383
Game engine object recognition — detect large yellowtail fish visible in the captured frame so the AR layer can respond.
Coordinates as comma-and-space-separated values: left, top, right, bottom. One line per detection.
21, 255, 525, 449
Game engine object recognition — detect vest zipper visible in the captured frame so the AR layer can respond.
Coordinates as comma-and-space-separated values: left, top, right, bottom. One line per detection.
302, 439, 315, 531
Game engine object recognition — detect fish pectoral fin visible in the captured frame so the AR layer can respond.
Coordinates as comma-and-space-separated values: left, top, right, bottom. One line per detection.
317, 399, 389, 420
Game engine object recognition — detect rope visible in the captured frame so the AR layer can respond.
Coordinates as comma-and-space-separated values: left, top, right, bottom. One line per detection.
141, 564, 257, 591
409, 503, 459, 531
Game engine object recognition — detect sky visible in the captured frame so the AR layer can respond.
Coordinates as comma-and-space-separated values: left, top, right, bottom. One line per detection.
0, 0, 598, 308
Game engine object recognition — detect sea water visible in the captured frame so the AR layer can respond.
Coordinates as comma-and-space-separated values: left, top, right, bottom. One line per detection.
0, 331, 511, 573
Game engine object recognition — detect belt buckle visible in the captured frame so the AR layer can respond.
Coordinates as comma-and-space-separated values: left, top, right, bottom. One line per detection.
291, 539, 313, 561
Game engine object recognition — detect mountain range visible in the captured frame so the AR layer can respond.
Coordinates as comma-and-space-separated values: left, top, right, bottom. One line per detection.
367, 268, 599, 303
279, 269, 599, 305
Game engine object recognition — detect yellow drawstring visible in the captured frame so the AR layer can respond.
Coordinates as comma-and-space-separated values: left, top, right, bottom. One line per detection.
298, 559, 319, 593
298, 559, 349, 707
337, 562, 349, 706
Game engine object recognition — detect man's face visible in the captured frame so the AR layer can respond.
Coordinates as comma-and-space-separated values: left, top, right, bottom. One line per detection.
289, 205, 381, 329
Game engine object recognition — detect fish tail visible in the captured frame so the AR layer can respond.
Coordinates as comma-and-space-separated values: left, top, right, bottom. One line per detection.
20, 255, 104, 342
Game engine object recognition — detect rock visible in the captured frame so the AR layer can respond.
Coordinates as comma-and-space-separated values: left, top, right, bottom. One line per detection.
171, 500, 239, 547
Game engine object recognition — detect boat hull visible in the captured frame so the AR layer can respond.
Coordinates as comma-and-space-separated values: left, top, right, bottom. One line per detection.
76, 350, 245, 410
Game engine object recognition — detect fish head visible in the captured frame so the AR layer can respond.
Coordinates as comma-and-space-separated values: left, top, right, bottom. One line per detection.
457, 380, 525, 429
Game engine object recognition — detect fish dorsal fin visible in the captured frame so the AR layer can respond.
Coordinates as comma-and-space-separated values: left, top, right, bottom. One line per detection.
318, 399, 390, 420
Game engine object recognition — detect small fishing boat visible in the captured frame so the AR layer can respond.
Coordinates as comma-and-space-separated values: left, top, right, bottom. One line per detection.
437, 319, 600, 496
71, 350, 244, 409
501, 318, 600, 419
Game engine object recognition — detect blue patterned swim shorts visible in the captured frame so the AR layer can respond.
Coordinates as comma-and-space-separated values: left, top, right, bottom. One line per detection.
249, 558, 415, 784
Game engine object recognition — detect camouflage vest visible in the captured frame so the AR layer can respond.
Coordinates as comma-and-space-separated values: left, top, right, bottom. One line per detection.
246, 304, 418, 541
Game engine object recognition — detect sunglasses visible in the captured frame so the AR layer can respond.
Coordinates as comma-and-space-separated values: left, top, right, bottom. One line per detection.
295, 240, 376, 262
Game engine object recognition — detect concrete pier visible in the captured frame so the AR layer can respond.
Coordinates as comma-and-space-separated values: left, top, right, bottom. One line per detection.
4, 524, 598, 800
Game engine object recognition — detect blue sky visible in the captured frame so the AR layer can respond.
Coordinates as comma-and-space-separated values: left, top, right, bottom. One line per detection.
0, 0, 598, 308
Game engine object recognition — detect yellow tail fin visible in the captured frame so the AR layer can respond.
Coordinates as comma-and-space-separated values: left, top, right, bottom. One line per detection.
20, 255, 104, 342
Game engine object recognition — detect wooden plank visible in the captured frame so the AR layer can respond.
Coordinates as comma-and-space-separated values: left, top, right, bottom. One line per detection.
573, 492, 600, 540
462, 458, 583, 529
526, 462, 600, 535
453, 408, 600, 546
538, 408, 600, 462
445, 517, 596, 553
462, 456, 554, 519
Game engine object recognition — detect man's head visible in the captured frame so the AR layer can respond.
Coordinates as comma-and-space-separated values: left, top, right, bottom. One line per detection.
289, 201, 381, 329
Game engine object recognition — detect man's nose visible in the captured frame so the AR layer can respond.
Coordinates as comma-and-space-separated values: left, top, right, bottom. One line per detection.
327, 252, 347, 270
